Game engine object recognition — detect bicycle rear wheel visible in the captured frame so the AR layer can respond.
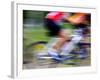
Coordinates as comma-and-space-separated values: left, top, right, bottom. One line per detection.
24, 41, 57, 69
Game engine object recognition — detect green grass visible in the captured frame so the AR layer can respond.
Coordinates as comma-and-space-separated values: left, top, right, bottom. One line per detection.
24, 27, 50, 46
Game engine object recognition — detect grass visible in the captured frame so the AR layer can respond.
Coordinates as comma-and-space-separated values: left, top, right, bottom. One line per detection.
23, 27, 50, 47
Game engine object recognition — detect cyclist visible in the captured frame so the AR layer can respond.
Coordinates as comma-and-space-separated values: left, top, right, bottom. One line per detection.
44, 12, 90, 61
44, 11, 71, 60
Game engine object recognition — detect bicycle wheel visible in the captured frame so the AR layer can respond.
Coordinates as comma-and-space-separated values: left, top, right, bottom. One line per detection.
24, 41, 57, 69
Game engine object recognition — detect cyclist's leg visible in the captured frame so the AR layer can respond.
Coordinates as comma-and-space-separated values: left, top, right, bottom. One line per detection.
53, 29, 70, 51
61, 35, 82, 55
44, 18, 70, 59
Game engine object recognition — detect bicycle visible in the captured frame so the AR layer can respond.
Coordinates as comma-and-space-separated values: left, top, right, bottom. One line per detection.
24, 28, 90, 68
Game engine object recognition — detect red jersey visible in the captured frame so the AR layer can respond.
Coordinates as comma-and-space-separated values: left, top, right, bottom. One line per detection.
45, 12, 65, 22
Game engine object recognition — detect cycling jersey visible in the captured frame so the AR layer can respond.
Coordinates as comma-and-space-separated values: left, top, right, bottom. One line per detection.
45, 12, 66, 23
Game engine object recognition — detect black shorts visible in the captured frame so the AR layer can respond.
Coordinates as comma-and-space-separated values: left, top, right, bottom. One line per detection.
44, 18, 61, 37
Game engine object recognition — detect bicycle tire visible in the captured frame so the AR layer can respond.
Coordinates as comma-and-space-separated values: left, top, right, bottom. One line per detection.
24, 41, 58, 69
